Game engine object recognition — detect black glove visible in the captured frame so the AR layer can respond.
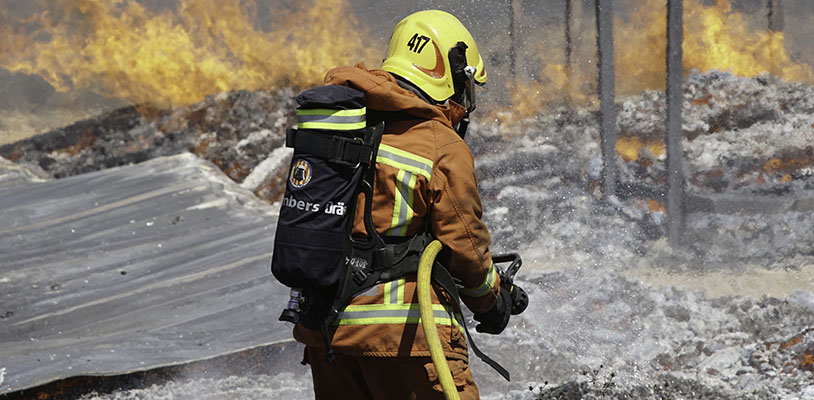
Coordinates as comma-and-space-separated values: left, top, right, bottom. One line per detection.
498, 268, 529, 316
473, 286, 512, 334
473, 270, 529, 334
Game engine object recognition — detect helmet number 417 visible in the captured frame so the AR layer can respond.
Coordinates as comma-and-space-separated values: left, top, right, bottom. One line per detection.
407, 33, 430, 53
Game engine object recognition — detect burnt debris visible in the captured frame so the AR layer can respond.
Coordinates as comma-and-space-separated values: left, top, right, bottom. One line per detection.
0, 89, 296, 202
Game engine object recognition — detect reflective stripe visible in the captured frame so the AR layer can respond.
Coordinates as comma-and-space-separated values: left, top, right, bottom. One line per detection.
387, 170, 417, 236
296, 107, 366, 131
297, 108, 366, 117
297, 121, 367, 130
297, 114, 366, 124
378, 144, 428, 236
384, 278, 406, 305
377, 144, 433, 181
359, 285, 379, 298
459, 261, 498, 298
384, 280, 394, 305
337, 303, 462, 327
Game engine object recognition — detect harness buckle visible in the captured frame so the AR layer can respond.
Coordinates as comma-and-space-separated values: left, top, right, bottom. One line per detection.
351, 267, 368, 285
332, 136, 366, 168
347, 256, 370, 285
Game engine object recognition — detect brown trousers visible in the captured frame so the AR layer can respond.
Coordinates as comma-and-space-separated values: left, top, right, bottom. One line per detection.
305, 347, 480, 400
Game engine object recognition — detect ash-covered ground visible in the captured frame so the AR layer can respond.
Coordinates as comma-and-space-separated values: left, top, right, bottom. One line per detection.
3, 72, 814, 399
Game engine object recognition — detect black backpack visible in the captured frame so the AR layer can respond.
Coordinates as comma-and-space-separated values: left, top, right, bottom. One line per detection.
271, 85, 386, 329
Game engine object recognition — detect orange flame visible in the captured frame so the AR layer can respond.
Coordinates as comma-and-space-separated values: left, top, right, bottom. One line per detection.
503, 59, 596, 121
3, 0, 813, 123
504, 0, 813, 123
617, 0, 814, 93
616, 137, 665, 162
0, 0, 378, 108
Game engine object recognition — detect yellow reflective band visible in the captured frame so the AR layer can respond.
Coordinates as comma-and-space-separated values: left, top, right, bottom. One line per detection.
336, 303, 462, 328
296, 107, 366, 131
386, 163, 420, 236
389, 170, 407, 236
405, 173, 417, 233
388, 170, 417, 236
460, 260, 498, 298
297, 121, 367, 131
296, 108, 366, 117
384, 280, 393, 305
377, 144, 433, 181
377, 143, 431, 236
384, 278, 406, 305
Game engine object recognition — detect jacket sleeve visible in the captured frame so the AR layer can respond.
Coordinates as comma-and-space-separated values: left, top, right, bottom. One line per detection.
429, 131, 500, 313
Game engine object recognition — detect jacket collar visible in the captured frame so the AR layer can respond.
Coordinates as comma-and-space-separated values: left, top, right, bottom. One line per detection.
323, 63, 465, 129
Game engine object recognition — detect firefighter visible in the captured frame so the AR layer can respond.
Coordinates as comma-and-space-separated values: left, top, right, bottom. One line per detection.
294, 10, 520, 399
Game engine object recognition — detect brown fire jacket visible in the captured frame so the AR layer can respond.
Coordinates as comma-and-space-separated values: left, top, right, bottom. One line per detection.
293, 63, 501, 361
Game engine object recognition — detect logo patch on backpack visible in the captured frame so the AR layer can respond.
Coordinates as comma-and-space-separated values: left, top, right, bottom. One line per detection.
289, 159, 312, 188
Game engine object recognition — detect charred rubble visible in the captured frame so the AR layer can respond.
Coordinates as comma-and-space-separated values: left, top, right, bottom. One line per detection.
469, 71, 814, 268
0, 88, 297, 202
619, 71, 814, 195
4, 71, 812, 202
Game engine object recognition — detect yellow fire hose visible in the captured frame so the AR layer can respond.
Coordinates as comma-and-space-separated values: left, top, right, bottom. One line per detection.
417, 239, 460, 400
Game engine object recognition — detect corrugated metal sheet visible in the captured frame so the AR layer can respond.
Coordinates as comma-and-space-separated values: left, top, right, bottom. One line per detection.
0, 154, 291, 394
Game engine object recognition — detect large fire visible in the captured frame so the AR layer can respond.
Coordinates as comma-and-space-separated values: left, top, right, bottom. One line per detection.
0, 0, 377, 108
506, 0, 813, 121
1, 0, 812, 137
618, 0, 813, 93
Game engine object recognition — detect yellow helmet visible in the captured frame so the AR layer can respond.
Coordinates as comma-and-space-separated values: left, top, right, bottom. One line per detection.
382, 10, 487, 103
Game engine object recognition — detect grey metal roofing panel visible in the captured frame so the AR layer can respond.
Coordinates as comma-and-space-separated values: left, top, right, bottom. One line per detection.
0, 154, 291, 394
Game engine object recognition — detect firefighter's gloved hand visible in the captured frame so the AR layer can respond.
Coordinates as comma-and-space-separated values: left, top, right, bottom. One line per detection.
473, 287, 512, 334
498, 269, 528, 315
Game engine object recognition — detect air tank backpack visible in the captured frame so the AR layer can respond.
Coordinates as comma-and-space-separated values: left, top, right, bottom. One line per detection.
271, 85, 387, 331
271, 85, 511, 373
